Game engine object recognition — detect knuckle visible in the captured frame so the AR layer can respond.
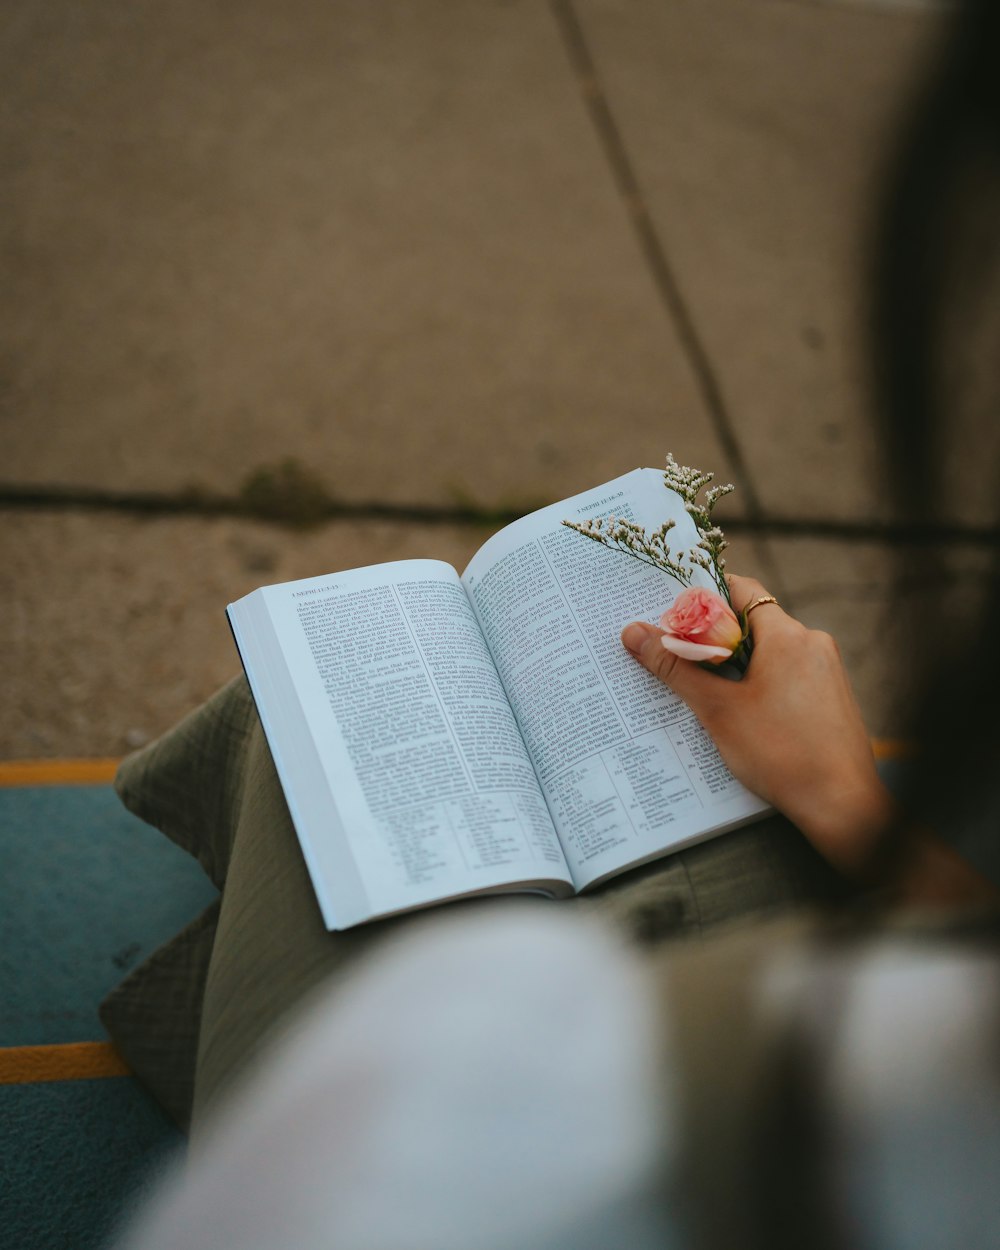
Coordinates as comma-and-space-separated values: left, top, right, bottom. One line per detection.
807, 628, 842, 659
766, 615, 805, 644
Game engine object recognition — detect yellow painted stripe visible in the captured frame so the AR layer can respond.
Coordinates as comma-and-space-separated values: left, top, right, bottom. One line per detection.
872, 739, 916, 760
0, 1042, 131, 1084
0, 747, 913, 784
0, 758, 121, 786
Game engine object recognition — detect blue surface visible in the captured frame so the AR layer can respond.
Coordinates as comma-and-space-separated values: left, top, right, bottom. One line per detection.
0, 785, 218, 1045
0, 1079, 183, 1250
0, 783, 214, 1249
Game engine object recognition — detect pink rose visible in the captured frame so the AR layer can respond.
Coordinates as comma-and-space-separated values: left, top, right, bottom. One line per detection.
658, 587, 743, 665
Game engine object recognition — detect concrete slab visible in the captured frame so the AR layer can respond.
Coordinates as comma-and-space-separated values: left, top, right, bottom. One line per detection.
1, 511, 494, 759
2, 0, 731, 512
576, 0, 946, 521
768, 534, 992, 737
7, 501, 918, 764
2, 504, 784, 760
10, 507, 977, 767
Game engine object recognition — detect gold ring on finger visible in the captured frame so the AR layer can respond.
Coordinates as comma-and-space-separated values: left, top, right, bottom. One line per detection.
745, 595, 779, 617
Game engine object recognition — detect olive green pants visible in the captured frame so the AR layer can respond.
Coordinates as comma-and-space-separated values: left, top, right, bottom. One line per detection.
102, 676, 847, 1133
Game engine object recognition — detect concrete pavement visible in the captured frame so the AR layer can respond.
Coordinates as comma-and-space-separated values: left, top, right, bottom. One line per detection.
1, 0, 960, 756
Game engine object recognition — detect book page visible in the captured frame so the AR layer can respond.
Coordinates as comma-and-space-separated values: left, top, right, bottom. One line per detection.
232, 561, 572, 928
462, 469, 771, 891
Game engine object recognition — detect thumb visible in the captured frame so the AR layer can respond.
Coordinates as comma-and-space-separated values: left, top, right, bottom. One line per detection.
620, 621, 724, 712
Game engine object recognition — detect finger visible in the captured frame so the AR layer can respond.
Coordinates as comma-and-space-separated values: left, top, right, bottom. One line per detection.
620, 622, 724, 709
726, 574, 771, 614
726, 573, 790, 638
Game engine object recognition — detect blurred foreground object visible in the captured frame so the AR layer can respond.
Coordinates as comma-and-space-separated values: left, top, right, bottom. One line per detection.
112, 906, 1000, 1250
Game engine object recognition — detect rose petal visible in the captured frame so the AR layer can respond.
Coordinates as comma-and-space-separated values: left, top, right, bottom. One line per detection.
660, 634, 733, 664
659, 587, 743, 652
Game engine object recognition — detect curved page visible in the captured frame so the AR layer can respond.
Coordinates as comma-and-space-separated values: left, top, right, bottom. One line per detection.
462, 469, 771, 891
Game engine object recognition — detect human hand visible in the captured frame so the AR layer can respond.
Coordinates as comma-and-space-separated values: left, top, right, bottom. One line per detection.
621, 574, 895, 878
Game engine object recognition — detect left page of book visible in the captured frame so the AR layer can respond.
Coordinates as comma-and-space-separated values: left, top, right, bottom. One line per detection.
228, 560, 574, 930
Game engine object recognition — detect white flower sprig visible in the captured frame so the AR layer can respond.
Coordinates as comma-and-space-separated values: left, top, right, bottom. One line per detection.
562, 453, 735, 602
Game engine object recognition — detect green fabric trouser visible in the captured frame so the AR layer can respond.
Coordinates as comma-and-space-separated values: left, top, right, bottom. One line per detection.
103, 676, 847, 1134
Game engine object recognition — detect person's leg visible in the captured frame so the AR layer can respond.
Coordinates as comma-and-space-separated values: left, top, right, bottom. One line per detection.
192, 709, 848, 1131
113, 675, 260, 890
584, 813, 849, 946
191, 715, 418, 1127
99, 677, 260, 1129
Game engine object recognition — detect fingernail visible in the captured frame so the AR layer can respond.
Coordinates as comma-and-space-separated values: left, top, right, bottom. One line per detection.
621, 622, 656, 655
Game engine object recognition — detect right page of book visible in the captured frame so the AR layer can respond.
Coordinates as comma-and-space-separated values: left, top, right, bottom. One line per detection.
462, 468, 771, 892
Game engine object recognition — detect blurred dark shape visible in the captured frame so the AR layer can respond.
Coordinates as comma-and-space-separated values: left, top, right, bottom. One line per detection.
871, 0, 1000, 873
873, 0, 1000, 516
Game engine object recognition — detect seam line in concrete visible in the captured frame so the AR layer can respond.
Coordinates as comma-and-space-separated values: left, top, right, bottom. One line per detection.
548, 0, 763, 521
547, 0, 792, 606
1, 482, 998, 547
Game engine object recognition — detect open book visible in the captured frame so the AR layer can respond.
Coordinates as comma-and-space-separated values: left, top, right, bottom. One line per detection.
227, 468, 771, 930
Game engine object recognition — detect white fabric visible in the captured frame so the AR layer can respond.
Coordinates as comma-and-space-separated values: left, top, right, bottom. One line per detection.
114, 906, 672, 1250
761, 937, 1000, 1250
